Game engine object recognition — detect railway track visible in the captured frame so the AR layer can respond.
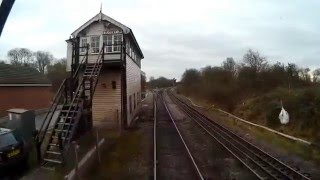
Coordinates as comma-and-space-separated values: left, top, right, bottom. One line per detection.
153, 90, 204, 180
167, 89, 311, 180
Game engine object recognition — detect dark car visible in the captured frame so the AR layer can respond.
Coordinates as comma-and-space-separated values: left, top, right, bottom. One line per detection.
0, 128, 28, 169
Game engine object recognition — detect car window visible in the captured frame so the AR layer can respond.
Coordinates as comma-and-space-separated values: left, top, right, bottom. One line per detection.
0, 133, 18, 148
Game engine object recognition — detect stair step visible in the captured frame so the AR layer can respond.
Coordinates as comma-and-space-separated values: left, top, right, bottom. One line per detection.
61, 110, 77, 113
44, 158, 62, 164
83, 75, 98, 77
52, 135, 69, 140
49, 143, 59, 146
46, 150, 61, 155
55, 129, 69, 132
57, 122, 74, 126
60, 116, 73, 119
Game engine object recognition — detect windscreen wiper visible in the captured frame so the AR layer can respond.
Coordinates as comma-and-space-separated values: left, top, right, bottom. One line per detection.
0, 0, 15, 37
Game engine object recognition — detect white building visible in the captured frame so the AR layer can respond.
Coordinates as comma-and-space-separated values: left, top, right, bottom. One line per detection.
66, 11, 144, 129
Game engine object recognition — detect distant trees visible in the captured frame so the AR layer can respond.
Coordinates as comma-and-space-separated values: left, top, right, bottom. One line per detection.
3, 47, 68, 91
148, 76, 174, 89
34, 51, 54, 74
6, 48, 54, 74
313, 68, 320, 82
47, 58, 68, 91
243, 49, 267, 72
222, 57, 236, 75
8, 48, 34, 66
179, 49, 320, 111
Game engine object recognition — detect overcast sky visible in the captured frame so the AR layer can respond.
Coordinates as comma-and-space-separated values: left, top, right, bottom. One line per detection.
1, 0, 320, 80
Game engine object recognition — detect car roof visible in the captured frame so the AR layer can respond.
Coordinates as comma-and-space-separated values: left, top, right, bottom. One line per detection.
0, 127, 12, 136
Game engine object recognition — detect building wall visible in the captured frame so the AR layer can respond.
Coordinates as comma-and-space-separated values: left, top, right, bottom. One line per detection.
126, 55, 141, 126
0, 86, 52, 117
66, 21, 123, 71
66, 18, 143, 128
92, 68, 121, 128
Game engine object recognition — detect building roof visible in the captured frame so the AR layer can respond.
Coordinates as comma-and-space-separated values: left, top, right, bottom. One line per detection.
71, 11, 144, 59
0, 64, 52, 86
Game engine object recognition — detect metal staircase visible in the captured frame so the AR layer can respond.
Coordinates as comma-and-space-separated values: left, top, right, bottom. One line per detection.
35, 43, 104, 170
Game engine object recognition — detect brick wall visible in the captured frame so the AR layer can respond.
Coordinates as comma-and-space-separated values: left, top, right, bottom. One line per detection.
0, 86, 53, 117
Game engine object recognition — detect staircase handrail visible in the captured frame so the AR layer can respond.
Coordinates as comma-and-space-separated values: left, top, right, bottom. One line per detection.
36, 78, 66, 145
61, 78, 85, 146
36, 45, 89, 146
72, 45, 89, 80
61, 45, 104, 147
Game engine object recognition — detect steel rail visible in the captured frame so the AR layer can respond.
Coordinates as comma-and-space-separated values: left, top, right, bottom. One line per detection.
167, 89, 310, 180
158, 91, 204, 180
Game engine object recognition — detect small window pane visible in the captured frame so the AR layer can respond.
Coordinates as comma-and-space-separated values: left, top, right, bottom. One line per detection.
80, 38, 87, 53
103, 35, 113, 52
113, 34, 122, 52
90, 36, 100, 53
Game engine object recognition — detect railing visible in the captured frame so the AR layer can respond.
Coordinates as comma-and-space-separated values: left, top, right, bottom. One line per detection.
35, 46, 89, 149
62, 45, 105, 149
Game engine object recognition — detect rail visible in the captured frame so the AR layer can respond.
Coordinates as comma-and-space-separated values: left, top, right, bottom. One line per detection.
182, 94, 314, 146
155, 91, 204, 180
168, 89, 310, 180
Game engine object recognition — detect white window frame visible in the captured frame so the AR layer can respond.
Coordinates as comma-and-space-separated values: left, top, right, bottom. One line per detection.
80, 37, 88, 54
90, 35, 100, 54
103, 34, 113, 53
113, 34, 122, 52
103, 34, 123, 53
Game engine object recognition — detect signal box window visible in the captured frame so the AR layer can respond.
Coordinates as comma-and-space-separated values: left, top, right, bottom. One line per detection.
90, 36, 100, 53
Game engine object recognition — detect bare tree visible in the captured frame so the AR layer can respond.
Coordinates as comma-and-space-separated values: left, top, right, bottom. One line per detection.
299, 68, 311, 82
7, 48, 34, 66
35, 51, 53, 74
243, 49, 267, 72
222, 57, 236, 75
312, 68, 320, 82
